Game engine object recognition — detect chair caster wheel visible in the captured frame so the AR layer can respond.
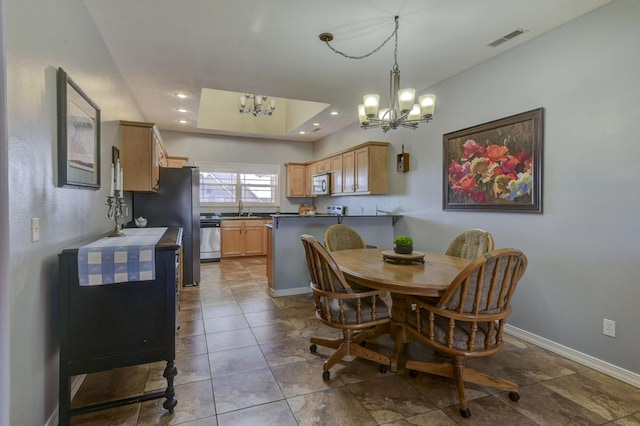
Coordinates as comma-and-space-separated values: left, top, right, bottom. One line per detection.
379, 364, 388, 374
310, 344, 317, 353
460, 408, 471, 418
508, 391, 520, 401
409, 370, 418, 378
322, 370, 330, 380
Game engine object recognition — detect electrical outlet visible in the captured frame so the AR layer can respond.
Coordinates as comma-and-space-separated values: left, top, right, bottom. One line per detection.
603, 319, 616, 337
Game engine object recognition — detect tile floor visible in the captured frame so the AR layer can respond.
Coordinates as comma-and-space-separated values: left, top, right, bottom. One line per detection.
70, 258, 640, 425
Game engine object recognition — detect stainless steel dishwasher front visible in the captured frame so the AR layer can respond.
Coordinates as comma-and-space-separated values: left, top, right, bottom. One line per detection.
200, 218, 221, 262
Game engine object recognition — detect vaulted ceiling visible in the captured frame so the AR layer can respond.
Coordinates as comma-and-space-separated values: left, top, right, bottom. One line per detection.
83, 0, 611, 142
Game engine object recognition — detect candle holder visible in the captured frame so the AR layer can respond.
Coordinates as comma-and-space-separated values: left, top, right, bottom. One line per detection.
106, 190, 126, 237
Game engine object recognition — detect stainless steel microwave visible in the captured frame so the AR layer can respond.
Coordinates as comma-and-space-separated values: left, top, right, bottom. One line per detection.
312, 172, 331, 195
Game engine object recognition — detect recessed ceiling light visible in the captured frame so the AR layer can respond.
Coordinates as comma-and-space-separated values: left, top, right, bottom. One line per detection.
178, 119, 188, 124
330, 111, 339, 116
175, 92, 188, 99
177, 108, 188, 113
299, 131, 306, 135
312, 122, 321, 126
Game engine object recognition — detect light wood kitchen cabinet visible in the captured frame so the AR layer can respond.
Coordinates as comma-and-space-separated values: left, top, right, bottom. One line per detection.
165, 156, 189, 168
221, 219, 271, 258
121, 121, 168, 192
285, 163, 306, 197
305, 162, 317, 197
330, 155, 343, 194
342, 142, 389, 195
316, 158, 331, 173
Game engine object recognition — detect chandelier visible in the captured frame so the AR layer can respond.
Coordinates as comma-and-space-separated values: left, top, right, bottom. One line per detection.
319, 16, 435, 132
238, 94, 276, 117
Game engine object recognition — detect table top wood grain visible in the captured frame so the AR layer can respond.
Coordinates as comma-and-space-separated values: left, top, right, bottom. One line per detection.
330, 248, 471, 297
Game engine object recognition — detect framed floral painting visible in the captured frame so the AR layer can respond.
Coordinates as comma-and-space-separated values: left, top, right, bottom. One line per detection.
443, 108, 543, 213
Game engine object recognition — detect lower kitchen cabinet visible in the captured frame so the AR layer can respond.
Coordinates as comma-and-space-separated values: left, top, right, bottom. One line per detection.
221, 219, 271, 258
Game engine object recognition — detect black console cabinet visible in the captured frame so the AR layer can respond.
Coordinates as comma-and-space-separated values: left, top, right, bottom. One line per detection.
58, 227, 182, 425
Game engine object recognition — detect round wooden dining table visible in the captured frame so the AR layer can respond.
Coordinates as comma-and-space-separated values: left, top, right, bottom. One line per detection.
330, 248, 471, 297
329, 248, 471, 371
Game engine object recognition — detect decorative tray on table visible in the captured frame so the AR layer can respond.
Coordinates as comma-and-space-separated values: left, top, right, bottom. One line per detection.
381, 250, 426, 264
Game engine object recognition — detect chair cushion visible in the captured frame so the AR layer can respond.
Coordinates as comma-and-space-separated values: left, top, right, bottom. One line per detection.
409, 309, 498, 351
319, 297, 389, 324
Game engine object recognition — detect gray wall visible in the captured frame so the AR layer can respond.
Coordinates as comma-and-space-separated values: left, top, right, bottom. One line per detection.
315, 0, 640, 375
1, 1, 10, 424
4, 0, 144, 423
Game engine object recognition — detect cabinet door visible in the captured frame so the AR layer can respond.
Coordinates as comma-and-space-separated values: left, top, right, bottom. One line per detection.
316, 158, 330, 172
330, 155, 343, 194
152, 132, 162, 190
221, 222, 243, 257
165, 156, 188, 168
244, 221, 265, 255
305, 162, 317, 197
342, 150, 355, 193
286, 163, 306, 197
354, 147, 370, 193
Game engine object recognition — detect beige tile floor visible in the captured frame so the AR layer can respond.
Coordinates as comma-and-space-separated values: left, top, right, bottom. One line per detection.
70, 258, 640, 425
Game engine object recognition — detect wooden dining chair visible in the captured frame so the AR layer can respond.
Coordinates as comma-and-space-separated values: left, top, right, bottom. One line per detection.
300, 234, 391, 380
323, 224, 367, 252
445, 229, 495, 260
402, 248, 528, 418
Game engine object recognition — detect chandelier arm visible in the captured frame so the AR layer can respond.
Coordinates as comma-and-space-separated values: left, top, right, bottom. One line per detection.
321, 16, 399, 61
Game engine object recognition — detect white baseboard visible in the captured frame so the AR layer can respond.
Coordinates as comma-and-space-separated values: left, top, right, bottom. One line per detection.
47, 374, 86, 426
269, 286, 311, 297
505, 325, 640, 388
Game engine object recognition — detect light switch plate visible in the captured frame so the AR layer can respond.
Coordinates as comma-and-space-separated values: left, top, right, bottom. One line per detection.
31, 218, 40, 242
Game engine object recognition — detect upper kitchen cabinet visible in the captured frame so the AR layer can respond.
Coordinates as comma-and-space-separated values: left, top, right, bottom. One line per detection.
121, 121, 168, 192
285, 163, 306, 197
315, 158, 331, 173
304, 162, 317, 197
165, 156, 189, 168
336, 142, 389, 195
330, 155, 343, 195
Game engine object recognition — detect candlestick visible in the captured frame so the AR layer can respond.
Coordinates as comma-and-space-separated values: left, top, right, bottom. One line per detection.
106, 189, 126, 237
115, 160, 121, 193
109, 163, 114, 197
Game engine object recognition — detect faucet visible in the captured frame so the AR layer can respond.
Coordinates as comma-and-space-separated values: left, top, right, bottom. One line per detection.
238, 200, 244, 216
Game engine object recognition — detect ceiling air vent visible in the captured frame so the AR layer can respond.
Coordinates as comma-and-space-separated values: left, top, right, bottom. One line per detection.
488, 28, 526, 47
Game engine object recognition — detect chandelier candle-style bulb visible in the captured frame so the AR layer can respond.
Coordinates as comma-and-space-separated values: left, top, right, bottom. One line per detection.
408, 104, 421, 122
419, 94, 436, 118
358, 104, 370, 125
363, 94, 380, 118
397, 88, 415, 113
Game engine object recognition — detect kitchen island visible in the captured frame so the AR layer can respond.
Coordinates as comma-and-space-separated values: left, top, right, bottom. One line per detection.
267, 214, 400, 296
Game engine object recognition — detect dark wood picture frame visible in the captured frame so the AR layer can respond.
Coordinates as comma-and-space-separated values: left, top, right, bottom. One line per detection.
57, 67, 101, 189
443, 108, 543, 213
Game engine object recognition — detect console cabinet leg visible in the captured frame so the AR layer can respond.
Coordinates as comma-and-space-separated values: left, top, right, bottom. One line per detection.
162, 360, 178, 413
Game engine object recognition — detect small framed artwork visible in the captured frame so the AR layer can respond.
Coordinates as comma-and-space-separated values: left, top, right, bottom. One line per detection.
57, 67, 101, 189
443, 108, 543, 213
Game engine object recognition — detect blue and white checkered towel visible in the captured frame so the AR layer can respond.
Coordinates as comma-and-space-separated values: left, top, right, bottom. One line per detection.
77, 227, 167, 286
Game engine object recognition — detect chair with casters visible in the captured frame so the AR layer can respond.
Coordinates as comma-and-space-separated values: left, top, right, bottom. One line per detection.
445, 229, 495, 260
323, 224, 367, 252
300, 234, 391, 380
402, 248, 528, 418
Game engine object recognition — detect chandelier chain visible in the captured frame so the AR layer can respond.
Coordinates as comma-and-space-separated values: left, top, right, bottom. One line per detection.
321, 16, 399, 61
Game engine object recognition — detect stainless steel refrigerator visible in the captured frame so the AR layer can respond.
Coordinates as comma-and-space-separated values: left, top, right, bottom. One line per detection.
132, 167, 200, 286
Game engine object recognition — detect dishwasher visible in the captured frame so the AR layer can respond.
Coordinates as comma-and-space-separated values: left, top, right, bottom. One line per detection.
200, 215, 221, 262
